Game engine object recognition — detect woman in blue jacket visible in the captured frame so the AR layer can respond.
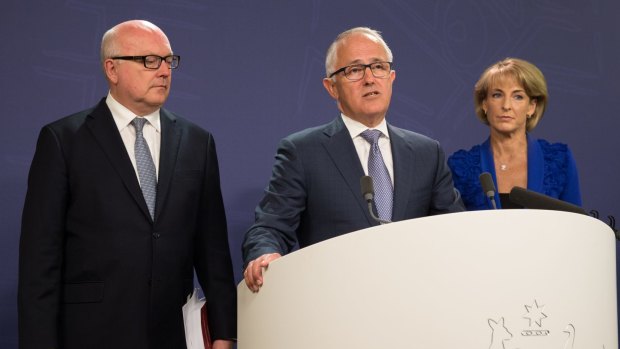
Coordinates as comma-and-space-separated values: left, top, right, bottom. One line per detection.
448, 58, 581, 210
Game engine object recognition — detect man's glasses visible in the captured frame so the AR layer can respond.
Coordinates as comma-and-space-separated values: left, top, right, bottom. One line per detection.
329, 61, 392, 81
111, 55, 181, 69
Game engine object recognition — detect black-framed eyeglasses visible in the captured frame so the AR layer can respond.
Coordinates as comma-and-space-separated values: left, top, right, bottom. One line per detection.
329, 61, 392, 81
111, 55, 181, 69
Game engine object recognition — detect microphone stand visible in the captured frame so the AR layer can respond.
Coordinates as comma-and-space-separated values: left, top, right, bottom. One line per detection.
360, 176, 391, 225
366, 201, 391, 225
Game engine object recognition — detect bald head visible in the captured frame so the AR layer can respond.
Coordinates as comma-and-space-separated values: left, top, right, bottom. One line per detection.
100, 20, 171, 69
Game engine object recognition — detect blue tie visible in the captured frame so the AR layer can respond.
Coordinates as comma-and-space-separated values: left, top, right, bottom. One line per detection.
360, 129, 393, 221
132, 118, 157, 219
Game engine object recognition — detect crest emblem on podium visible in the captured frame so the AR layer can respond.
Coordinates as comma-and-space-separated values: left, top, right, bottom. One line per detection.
486, 299, 602, 349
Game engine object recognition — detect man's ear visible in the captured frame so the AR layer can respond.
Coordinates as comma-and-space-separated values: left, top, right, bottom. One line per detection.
104, 59, 119, 84
322, 78, 339, 100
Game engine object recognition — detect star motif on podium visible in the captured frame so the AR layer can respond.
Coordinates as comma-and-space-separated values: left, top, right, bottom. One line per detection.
523, 300, 547, 327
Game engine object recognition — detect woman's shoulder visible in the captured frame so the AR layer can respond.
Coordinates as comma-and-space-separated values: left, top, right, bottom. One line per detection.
448, 144, 482, 165
536, 138, 570, 153
447, 144, 486, 210
535, 138, 573, 164
448, 144, 483, 179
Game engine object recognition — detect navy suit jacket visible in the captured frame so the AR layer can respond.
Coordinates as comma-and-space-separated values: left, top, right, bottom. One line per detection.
242, 117, 464, 265
18, 99, 236, 349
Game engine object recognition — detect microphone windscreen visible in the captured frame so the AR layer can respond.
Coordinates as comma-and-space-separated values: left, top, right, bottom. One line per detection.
509, 186, 586, 215
360, 176, 374, 200
479, 172, 496, 197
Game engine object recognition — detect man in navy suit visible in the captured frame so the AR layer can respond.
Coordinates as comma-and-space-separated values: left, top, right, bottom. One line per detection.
242, 27, 464, 292
18, 20, 236, 349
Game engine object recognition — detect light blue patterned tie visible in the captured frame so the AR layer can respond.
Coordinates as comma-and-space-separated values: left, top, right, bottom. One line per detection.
132, 117, 157, 219
360, 129, 393, 221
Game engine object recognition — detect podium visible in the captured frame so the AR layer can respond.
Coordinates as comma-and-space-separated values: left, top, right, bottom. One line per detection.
238, 210, 617, 348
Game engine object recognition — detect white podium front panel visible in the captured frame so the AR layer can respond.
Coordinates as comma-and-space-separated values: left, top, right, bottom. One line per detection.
238, 210, 617, 349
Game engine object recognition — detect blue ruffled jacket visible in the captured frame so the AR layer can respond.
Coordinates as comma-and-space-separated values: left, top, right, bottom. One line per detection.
448, 136, 582, 210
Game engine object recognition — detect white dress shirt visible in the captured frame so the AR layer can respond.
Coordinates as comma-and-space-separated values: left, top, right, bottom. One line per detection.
106, 93, 161, 181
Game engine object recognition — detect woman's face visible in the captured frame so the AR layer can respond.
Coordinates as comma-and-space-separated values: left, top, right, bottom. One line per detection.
482, 76, 537, 136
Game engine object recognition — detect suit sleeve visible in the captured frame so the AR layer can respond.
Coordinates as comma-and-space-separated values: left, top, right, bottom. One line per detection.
193, 134, 237, 341
18, 126, 68, 349
430, 141, 465, 214
241, 138, 306, 266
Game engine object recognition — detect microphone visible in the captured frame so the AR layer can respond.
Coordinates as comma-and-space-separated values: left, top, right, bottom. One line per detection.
360, 176, 391, 224
360, 175, 374, 202
509, 186, 586, 215
479, 172, 498, 209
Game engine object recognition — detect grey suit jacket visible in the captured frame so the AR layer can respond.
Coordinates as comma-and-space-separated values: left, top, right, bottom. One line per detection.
242, 117, 464, 265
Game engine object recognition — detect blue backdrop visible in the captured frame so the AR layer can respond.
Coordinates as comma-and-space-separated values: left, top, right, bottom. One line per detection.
2, 1, 619, 346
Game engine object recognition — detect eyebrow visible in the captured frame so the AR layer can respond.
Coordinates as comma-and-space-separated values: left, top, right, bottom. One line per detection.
345, 58, 386, 65
491, 88, 526, 94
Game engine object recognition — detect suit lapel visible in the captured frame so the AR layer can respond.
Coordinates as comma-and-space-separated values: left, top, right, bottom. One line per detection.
526, 135, 544, 193
85, 99, 152, 220
388, 125, 414, 222
321, 118, 375, 226
155, 109, 181, 221
480, 138, 502, 207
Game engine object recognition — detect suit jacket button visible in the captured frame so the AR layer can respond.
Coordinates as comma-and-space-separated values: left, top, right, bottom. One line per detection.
152, 233, 161, 239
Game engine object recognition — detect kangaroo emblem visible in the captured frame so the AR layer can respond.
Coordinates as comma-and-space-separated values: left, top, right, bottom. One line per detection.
489, 317, 513, 349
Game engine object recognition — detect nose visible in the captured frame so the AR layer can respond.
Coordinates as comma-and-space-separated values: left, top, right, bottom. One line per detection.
362, 65, 375, 83
501, 97, 511, 111
156, 61, 171, 78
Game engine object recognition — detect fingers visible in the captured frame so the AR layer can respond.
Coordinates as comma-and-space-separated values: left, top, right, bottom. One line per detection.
243, 260, 261, 293
243, 253, 282, 293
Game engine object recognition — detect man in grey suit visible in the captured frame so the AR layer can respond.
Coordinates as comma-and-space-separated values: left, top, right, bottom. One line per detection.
242, 27, 464, 292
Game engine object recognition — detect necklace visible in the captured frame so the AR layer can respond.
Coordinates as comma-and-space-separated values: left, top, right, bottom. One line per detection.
495, 154, 513, 171
493, 138, 527, 172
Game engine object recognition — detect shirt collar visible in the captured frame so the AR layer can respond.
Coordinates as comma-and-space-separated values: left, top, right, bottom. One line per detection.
340, 113, 389, 139
106, 92, 161, 132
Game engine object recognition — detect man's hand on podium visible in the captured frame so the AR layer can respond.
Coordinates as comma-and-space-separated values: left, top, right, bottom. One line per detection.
244, 253, 282, 293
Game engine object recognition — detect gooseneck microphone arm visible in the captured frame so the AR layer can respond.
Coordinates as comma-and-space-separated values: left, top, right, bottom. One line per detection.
360, 176, 391, 225
479, 172, 498, 210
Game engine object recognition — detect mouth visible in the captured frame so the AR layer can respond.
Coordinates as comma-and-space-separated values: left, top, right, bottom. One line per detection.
363, 91, 380, 97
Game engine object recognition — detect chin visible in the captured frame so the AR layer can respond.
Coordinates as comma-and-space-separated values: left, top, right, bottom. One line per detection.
365, 108, 388, 119
148, 94, 168, 104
